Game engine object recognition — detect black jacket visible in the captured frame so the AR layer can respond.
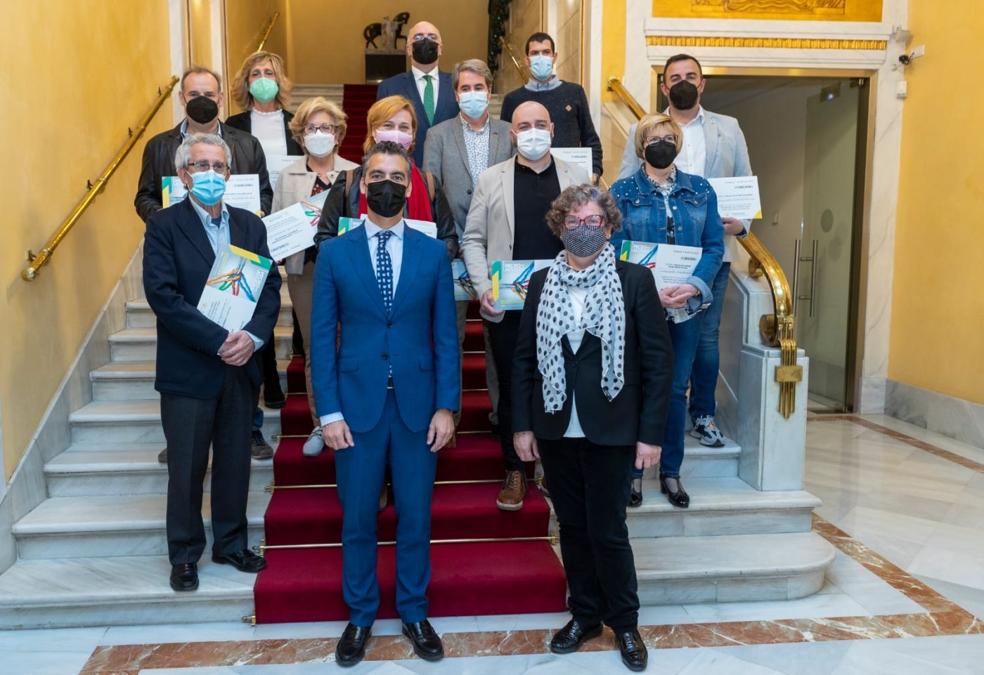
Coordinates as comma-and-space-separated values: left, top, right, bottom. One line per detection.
314, 165, 459, 259
225, 109, 303, 156
134, 121, 274, 223
512, 261, 673, 446
142, 198, 282, 399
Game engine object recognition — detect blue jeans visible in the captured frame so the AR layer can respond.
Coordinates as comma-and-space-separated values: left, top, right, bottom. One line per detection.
252, 406, 263, 432
688, 262, 731, 420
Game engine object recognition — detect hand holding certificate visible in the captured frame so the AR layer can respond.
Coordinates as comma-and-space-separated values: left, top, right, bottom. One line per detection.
707, 176, 762, 220
619, 241, 702, 323
197, 245, 272, 332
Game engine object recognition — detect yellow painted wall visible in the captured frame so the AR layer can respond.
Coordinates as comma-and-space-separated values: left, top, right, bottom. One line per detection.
189, 0, 213, 68
601, 0, 625, 102
889, 0, 984, 404
650, 0, 881, 22
0, 1, 173, 479
287, 0, 489, 84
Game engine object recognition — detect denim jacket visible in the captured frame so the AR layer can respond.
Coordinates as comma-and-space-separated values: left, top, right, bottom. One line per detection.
610, 167, 724, 308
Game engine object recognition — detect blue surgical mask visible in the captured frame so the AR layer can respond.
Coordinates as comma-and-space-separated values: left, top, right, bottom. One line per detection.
189, 169, 226, 206
458, 90, 489, 119
529, 55, 554, 81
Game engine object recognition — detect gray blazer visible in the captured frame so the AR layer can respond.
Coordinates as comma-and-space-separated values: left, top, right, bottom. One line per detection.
422, 116, 514, 237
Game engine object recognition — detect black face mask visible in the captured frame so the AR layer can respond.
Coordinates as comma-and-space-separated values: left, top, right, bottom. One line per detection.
411, 38, 439, 65
186, 95, 219, 124
365, 179, 407, 218
668, 80, 699, 111
644, 140, 677, 169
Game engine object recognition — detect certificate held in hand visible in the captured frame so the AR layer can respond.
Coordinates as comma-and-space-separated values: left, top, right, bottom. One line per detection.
262, 190, 330, 260
707, 176, 762, 220
620, 240, 702, 323
197, 245, 272, 331
491, 259, 551, 311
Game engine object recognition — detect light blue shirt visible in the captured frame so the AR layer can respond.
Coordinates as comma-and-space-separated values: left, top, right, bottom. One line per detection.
525, 76, 563, 92
187, 197, 264, 351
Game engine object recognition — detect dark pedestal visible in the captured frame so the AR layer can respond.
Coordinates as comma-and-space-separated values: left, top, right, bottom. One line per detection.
365, 53, 406, 84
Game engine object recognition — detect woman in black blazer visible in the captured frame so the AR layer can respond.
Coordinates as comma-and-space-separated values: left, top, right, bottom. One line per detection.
512, 184, 673, 672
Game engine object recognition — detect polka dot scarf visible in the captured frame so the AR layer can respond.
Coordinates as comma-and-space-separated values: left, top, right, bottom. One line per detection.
536, 245, 625, 413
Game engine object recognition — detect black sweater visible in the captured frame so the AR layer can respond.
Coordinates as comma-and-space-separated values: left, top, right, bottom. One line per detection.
500, 81, 604, 176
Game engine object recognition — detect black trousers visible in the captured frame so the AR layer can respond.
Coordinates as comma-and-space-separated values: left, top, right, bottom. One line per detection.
162, 366, 255, 565
486, 312, 523, 471
539, 437, 640, 632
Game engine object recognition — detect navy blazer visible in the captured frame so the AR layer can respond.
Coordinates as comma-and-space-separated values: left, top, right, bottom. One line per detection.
310, 223, 460, 433
376, 70, 459, 165
143, 198, 282, 399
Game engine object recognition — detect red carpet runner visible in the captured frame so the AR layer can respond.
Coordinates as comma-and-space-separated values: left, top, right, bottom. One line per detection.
253, 308, 568, 622
337, 84, 379, 163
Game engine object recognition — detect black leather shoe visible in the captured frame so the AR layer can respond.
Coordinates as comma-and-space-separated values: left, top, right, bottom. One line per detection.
335, 622, 372, 667
170, 563, 198, 592
628, 476, 643, 508
660, 474, 690, 508
549, 618, 603, 654
615, 629, 648, 672
402, 619, 444, 661
211, 549, 267, 573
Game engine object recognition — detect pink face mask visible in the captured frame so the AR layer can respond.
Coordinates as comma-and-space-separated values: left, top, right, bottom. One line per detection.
374, 128, 414, 150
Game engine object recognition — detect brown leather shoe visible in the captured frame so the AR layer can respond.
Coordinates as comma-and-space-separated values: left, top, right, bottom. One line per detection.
496, 470, 526, 511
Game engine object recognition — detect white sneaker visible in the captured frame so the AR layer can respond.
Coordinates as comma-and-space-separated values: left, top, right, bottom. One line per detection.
689, 415, 726, 448
302, 427, 325, 456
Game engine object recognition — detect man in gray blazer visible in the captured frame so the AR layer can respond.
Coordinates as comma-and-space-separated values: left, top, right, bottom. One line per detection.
424, 59, 514, 430
461, 101, 587, 512
618, 54, 752, 454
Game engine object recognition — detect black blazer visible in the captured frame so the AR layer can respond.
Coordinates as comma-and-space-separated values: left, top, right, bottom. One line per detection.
142, 198, 282, 399
225, 109, 304, 156
134, 122, 274, 224
512, 261, 673, 446
376, 70, 459, 166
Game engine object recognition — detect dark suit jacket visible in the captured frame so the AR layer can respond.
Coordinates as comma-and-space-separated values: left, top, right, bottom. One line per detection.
225, 109, 303, 156
134, 122, 274, 223
512, 261, 674, 446
376, 70, 459, 165
142, 198, 282, 399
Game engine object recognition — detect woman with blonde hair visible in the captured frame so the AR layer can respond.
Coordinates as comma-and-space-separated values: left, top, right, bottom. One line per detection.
315, 95, 457, 258
226, 51, 302, 158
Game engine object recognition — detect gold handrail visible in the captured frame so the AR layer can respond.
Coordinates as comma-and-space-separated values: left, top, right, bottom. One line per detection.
255, 11, 280, 53
22, 76, 180, 282
606, 77, 802, 417
499, 35, 530, 82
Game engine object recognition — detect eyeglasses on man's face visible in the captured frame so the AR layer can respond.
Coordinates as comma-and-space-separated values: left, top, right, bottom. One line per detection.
186, 160, 228, 173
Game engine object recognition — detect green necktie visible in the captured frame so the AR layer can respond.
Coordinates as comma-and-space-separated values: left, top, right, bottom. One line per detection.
423, 74, 435, 125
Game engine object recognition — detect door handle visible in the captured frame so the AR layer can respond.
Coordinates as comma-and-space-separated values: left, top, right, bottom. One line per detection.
793, 239, 819, 318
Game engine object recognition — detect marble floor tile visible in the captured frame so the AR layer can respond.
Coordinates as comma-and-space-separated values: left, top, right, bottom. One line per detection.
861, 415, 984, 465
0, 625, 106, 651
0, 649, 95, 675
917, 576, 984, 619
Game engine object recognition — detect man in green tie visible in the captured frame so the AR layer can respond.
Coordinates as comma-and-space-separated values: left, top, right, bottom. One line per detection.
377, 21, 460, 166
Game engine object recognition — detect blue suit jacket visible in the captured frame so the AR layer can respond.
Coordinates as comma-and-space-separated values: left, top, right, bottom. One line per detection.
310, 223, 460, 433
377, 71, 459, 166
142, 198, 282, 399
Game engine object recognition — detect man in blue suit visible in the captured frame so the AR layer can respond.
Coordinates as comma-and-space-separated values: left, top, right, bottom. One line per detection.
311, 141, 459, 666
376, 21, 459, 166
142, 133, 281, 593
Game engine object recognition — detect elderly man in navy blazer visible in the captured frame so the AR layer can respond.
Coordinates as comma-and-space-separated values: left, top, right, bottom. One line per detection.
143, 133, 282, 593
310, 141, 459, 666
377, 20, 459, 165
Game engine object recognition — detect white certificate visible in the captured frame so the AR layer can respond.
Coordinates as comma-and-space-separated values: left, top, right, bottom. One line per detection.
550, 147, 593, 179
337, 216, 438, 238
619, 240, 702, 323
708, 176, 762, 220
162, 175, 262, 214
197, 245, 272, 332
262, 191, 330, 260
266, 154, 304, 191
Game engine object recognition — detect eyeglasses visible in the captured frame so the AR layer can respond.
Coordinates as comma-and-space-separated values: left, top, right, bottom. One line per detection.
563, 215, 606, 229
305, 123, 338, 134
645, 135, 677, 146
412, 33, 439, 42
186, 160, 228, 172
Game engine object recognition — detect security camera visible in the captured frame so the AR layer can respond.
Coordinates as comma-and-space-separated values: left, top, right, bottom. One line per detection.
898, 53, 912, 66
898, 45, 925, 67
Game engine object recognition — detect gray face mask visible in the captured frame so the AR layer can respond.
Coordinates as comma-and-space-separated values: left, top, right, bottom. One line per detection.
562, 224, 609, 258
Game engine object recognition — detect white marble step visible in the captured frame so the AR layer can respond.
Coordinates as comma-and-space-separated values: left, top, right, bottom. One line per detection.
12, 493, 270, 560
90, 360, 297, 401
44, 445, 275, 497
0, 555, 254, 629
626, 476, 820, 538
634, 531, 835, 605
125, 297, 294, 329
109, 326, 294, 362
68, 400, 281, 444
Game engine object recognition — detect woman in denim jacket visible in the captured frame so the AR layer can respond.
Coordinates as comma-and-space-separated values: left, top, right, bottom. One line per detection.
610, 112, 724, 509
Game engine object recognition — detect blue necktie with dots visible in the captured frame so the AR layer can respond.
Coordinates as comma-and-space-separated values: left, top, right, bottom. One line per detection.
375, 230, 394, 316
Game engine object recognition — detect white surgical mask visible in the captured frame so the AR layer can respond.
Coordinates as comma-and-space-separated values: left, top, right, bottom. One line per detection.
516, 128, 552, 161
304, 131, 336, 157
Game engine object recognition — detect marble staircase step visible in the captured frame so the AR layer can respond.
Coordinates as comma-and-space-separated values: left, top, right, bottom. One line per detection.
626, 476, 820, 538
126, 297, 293, 330
68, 400, 281, 444
12, 493, 270, 560
0, 555, 255, 629
44, 445, 274, 497
109, 327, 294, 362
633, 531, 835, 604
90, 360, 296, 401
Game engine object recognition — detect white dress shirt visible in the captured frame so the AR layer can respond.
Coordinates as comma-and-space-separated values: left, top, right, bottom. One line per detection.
411, 66, 439, 109
670, 106, 706, 177
563, 285, 588, 438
